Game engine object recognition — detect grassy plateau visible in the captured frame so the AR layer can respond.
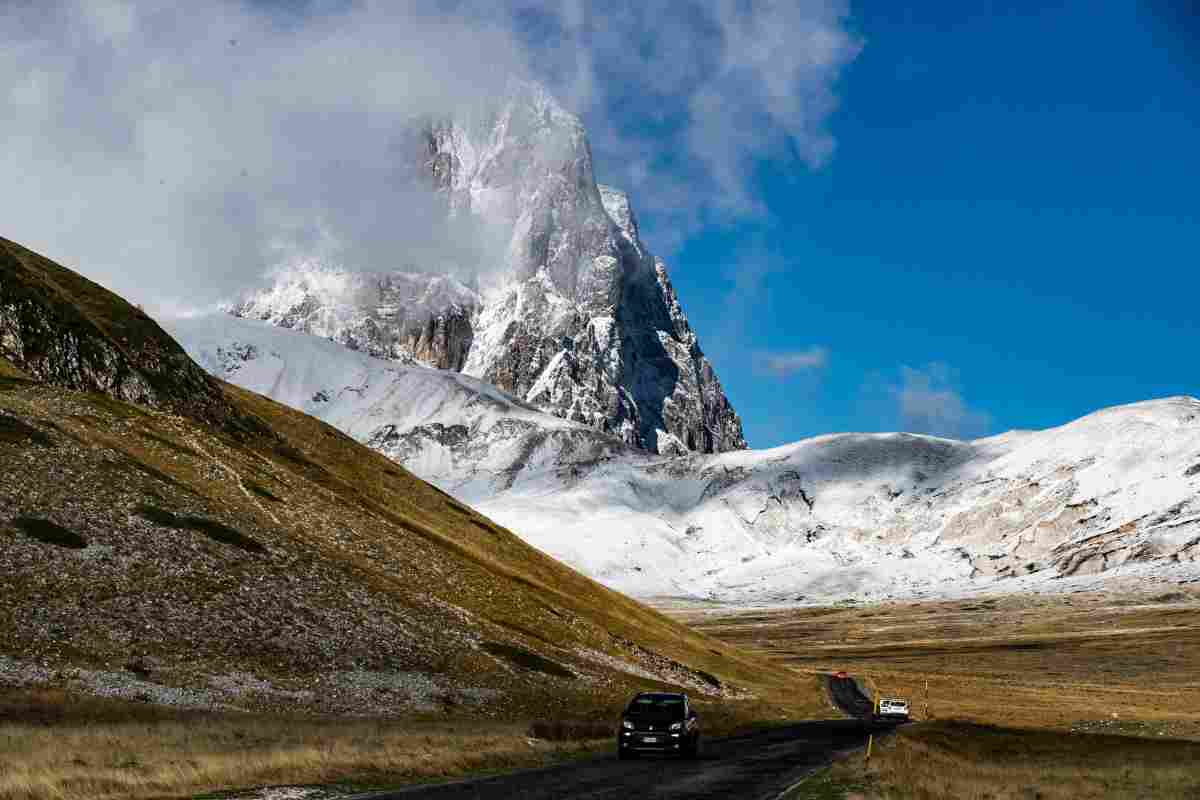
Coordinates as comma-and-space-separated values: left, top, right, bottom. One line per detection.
674, 591, 1200, 798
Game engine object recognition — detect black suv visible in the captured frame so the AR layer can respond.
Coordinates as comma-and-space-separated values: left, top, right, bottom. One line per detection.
617, 692, 700, 759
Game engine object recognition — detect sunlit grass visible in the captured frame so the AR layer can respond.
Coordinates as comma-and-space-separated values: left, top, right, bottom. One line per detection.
826, 721, 1200, 800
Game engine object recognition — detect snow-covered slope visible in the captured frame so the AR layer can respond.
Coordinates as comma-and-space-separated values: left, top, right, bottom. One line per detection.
169, 313, 630, 498
229, 80, 745, 457
169, 312, 1200, 604
475, 399, 1200, 601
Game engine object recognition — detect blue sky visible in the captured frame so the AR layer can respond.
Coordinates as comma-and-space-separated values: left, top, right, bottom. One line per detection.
4, 1, 1196, 449
593, 1, 1200, 447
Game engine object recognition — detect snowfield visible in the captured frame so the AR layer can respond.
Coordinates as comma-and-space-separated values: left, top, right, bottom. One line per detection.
168, 312, 1200, 605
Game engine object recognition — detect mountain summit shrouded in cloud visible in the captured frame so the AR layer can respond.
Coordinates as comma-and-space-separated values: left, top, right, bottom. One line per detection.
220, 81, 747, 455
0, 0, 859, 314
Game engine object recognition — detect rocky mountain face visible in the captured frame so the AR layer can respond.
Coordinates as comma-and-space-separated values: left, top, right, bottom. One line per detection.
0, 236, 246, 431
193, 81, 1200, 605
229, 81, 745, 456
231, 270, 480, 371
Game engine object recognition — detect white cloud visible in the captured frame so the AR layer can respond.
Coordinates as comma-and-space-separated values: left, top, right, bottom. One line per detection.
534, 0, 862, 244
0, 0, 860, 311
0, 1, 531, 311
755, 347, 829, 377
889, 363, 992, 440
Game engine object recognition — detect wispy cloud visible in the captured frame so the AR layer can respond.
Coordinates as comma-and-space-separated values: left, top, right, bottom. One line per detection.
0, 1, 533, 310
0, 1, 860, 311
528, 0, 862, 245
889, 363, 992, 440
754, 347, 830, 377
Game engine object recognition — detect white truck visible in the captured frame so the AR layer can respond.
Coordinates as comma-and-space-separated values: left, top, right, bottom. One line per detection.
878, 698, 910, 721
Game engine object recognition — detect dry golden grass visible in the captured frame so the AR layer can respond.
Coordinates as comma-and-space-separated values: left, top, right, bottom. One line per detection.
678, 593, 1200, 799
677, 591, 1200, 738
0, 686, 824, 800
0, 384, 830, 800
527, 719, 614, 741
0, 711, 601, 800
823, 720, 1200, 800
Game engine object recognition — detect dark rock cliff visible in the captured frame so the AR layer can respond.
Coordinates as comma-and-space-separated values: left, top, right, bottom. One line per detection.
0, 237, 255, 432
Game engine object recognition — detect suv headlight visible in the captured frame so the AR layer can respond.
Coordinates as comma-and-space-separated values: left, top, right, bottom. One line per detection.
622, 719, 634, 730
669, 721, 683, 731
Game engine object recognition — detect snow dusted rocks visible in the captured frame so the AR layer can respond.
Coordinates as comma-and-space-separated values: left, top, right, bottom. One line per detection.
228, 80, 745, 456
229, 269, 480, 372
459, 397, 1200, 603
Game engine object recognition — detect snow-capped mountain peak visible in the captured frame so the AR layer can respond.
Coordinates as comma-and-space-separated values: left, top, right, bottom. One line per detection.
227, 80, 745, 455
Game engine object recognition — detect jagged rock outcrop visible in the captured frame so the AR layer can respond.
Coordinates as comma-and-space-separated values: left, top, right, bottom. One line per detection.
0, 236, 246, 431
230, 271, 479, 372
229, 81, 746, 455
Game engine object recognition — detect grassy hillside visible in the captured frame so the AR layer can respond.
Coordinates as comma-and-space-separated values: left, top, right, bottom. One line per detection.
0, 237, 246, 429
0, 236, 826, 797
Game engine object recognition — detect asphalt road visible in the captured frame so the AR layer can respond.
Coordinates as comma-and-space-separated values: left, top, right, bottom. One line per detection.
827, 675, 877, 718
353, 678, 880, 800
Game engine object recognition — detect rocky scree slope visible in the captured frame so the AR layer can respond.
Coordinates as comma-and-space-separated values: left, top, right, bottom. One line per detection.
0, 236, 812, 719
171, 312, 1200, 603
230, 81, 744, 456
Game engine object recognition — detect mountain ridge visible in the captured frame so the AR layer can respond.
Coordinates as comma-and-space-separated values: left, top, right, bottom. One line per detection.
0, 236, 255, 433
170, 309, 1200, 604
229, 80, 746, 456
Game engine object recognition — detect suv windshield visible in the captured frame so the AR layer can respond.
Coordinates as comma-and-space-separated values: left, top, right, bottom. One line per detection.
626, 694, 685, 716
